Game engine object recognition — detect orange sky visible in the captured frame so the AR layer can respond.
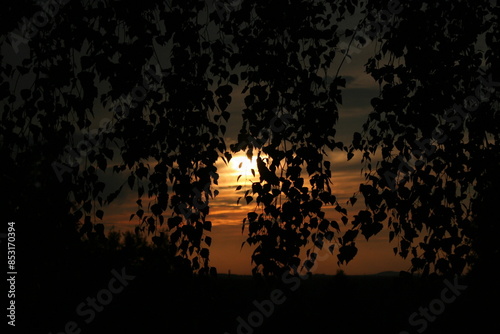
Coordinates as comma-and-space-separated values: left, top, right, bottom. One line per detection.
206, 151, 411, 275
100, 149, 411, 275
96, 39, 412, 276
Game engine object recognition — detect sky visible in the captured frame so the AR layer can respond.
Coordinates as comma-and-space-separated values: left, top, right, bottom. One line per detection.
97, 28, 412, 276
0, 3, 414, 276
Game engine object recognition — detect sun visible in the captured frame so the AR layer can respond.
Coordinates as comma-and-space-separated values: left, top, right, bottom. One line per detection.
230, 154, 258, 178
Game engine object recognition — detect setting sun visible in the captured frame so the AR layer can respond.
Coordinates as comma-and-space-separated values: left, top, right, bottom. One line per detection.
229, 154, 258, 178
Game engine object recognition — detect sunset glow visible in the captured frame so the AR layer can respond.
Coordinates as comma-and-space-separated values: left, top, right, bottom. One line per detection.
228, 154, 258, 178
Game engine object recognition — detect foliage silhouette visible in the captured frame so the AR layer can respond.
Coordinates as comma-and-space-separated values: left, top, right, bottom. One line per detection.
347, 0, 500, 277
1, 0, 498, 301
2, 0, 227, 277
223, 0, 353, 277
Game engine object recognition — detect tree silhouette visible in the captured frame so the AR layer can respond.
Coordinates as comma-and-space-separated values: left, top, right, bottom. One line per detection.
2, 0, 227, 277
346, 0, 500, 277
1, 0, 498, 302
224, 0, 353, 276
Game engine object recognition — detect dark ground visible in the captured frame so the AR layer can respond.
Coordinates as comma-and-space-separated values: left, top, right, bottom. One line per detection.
21, 260, 500, 334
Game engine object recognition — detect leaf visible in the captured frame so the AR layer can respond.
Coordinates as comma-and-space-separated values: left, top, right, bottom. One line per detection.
96, 210, 104, 220
319, 219, 329, 232
106, 186, 123, 204
236, 185, 242, 191
337, 244, 358, 264
215, 84, 232, 96
205, 236, 212, 246
168, 217, 182, 229
341, 216, 348, 225
229, 74, 238, 85
256, 157, 279, 185
200, 248, 209, 259
343, 229, 358, 243
96, 154, 107, 171
203, 221, 212, 231
248, 212, 258, 222
331, 220, 340, 231
128, 175, 135, 190
151, 204, 162, 216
